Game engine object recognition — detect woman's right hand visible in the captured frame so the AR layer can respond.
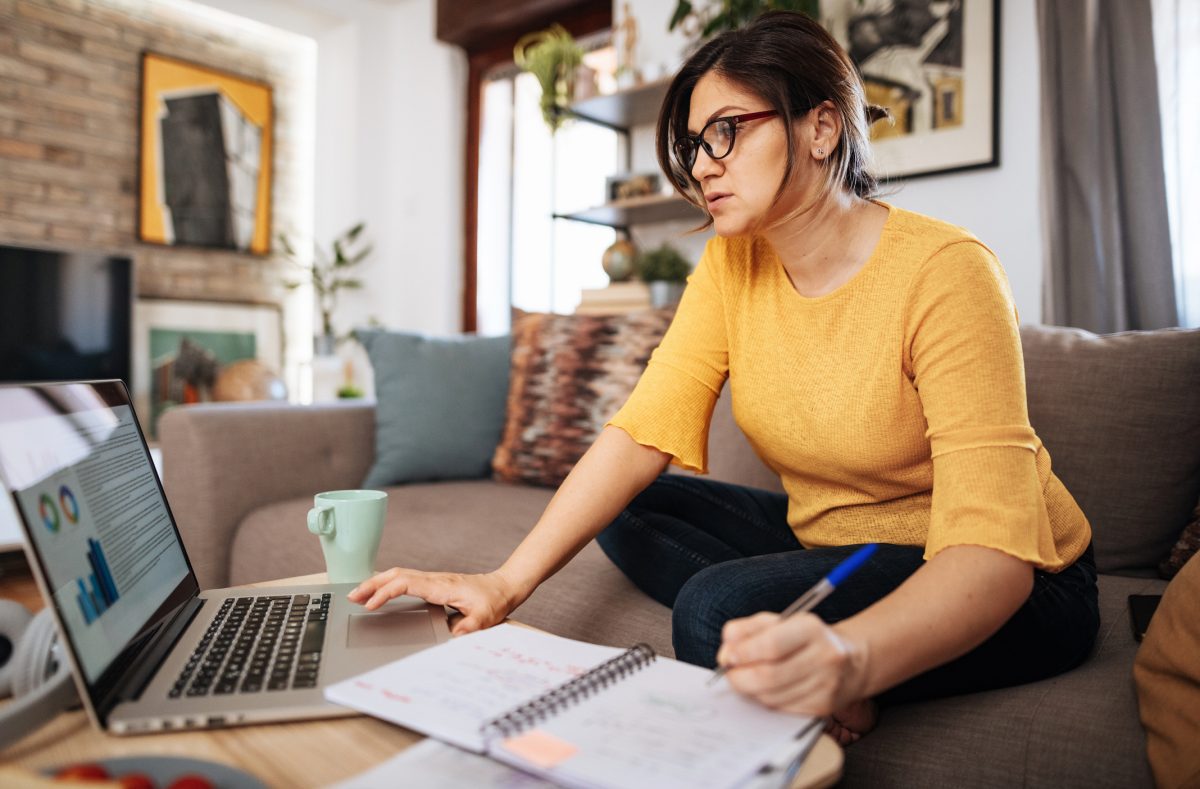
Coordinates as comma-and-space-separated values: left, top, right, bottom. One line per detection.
346, 568, 527, 635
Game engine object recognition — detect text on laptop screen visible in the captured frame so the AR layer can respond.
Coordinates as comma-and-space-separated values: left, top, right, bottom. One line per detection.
0, 385, 188, 681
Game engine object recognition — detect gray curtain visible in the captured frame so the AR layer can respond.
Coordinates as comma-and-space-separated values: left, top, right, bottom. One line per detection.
1037, 0, 1178, 331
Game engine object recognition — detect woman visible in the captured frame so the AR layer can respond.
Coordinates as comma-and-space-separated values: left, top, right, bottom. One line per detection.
350, 11, 1099, 745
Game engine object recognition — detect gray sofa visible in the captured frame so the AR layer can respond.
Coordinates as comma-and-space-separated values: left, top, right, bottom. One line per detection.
160, 324, 1200, 788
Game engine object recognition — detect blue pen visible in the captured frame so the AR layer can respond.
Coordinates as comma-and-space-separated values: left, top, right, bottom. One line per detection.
708, 543, 879, 685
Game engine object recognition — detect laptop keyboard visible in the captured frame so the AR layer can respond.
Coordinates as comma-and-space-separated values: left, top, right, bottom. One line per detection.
169, 592, 331, 698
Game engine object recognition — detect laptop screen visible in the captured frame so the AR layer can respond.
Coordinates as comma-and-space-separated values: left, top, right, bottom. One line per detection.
0, 381, 193, 684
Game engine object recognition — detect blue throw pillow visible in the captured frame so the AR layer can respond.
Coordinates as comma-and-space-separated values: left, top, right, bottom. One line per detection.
357, 330, 511, 487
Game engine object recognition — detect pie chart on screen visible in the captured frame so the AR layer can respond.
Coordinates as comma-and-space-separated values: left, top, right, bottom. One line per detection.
60, 485, 79, 524
39, 493, 60, 533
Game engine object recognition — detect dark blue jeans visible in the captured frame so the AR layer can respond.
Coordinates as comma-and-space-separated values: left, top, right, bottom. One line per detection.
596, 474, 1100, 705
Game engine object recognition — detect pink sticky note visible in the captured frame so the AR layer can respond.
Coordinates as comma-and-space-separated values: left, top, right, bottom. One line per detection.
501, 729, 579, 769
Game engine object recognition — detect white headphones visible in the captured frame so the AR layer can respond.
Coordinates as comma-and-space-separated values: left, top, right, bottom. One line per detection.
0, 600, 80, 750
0, 599, 34, 696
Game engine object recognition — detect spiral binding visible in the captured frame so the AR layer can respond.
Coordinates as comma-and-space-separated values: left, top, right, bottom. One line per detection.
480, 642, 656, 742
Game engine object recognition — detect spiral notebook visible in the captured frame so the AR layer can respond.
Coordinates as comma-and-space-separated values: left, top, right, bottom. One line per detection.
324, 624, 816, 789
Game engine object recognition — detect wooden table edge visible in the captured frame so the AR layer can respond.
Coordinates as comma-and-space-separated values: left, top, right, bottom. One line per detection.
1, 572, 843, 788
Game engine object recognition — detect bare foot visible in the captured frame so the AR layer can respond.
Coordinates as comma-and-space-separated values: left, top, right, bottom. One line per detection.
823, 699, 879, 746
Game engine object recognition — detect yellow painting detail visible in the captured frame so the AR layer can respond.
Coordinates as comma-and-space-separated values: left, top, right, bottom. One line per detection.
864, 81, 912, 141
139, 53, 273, 255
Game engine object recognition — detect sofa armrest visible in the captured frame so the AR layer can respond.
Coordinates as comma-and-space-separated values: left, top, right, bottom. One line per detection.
159, 401, 375, 588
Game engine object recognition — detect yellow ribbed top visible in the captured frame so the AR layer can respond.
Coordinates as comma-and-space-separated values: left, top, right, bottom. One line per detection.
609, 204, 1090, 571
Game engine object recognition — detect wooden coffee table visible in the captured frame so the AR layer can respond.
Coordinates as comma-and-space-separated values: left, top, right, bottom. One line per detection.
1, 569, 843, 788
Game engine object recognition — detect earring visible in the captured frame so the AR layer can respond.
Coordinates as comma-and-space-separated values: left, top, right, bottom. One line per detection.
816, 148, 825, 157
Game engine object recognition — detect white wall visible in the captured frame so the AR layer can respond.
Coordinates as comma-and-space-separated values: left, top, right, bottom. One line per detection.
880, 0, 1042, 323
621, 0, 1044, 322
191, 0, 467, 338
194, 0, 1040, 339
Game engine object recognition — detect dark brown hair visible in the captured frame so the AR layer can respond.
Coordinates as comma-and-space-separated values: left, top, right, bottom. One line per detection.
656, 10, 888, 227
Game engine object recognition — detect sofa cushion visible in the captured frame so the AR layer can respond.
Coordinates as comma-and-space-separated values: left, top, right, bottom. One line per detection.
1020, 325, 1200, 574
1134, 553, 1200, 788
231, 480, 674, 657
358, 330, 511, 488
843, 572, 1163, 788
492, 308, 675, 487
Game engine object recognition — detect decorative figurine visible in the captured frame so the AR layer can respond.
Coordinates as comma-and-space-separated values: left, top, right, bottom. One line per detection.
616, 2, 641, 88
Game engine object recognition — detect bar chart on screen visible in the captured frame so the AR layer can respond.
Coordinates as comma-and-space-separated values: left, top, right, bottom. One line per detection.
76, 537, 120, 624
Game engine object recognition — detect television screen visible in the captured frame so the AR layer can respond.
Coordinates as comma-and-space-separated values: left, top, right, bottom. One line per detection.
0, 245, 132, 385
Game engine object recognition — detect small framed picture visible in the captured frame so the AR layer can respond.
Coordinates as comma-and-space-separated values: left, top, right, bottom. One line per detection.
605, 172, 663, 203
132, 299, 284, 437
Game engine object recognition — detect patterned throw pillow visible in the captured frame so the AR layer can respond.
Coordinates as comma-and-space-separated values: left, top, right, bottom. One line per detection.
1160, 498, 1200, 579
492, 307, 676, 487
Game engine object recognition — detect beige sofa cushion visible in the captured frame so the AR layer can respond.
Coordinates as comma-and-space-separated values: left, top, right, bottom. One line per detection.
1134, 554, 1200, 788
1020, 326, 1200, 574
231, 479, 674, 657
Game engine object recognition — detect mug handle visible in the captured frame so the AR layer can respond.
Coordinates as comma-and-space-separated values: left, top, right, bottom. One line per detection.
307, 504, 335, 537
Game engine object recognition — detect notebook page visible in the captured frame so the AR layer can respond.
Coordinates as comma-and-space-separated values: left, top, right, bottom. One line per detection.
324, 624, 623, 752
327, 739, 557, 789
491, 658, 813, 789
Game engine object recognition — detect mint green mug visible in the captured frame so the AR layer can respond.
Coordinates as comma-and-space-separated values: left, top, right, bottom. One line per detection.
307, 490, 387, 584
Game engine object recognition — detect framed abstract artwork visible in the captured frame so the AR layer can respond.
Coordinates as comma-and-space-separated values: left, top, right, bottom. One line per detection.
131, 299, 284, 437
821, 0, 1000, 180
138, 52, 274, 255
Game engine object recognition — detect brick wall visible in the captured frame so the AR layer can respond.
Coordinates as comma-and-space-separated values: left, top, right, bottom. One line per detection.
0, 0, 311, 307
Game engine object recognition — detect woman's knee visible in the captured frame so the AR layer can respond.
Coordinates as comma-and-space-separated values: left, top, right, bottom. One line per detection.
671, 561, 771, 667
672, 565, 730, 667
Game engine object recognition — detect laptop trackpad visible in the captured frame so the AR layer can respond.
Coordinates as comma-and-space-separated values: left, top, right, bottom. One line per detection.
347, 610, 436, 648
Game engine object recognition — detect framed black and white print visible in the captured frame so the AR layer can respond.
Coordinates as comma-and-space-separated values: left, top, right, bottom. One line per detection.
821, 0, 1000, 180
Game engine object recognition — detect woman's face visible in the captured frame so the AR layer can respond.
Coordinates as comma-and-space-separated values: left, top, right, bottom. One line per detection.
686, 72, 814, 237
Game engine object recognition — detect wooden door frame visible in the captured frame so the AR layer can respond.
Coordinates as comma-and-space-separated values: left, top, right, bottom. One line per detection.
438, 0, 612, 332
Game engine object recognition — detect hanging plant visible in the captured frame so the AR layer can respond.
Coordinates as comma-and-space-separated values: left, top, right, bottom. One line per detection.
668, 0, 820, 40
514, 24, 584, 132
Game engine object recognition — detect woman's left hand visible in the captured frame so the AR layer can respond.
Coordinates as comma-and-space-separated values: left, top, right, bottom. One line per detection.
716, 611, 869, 717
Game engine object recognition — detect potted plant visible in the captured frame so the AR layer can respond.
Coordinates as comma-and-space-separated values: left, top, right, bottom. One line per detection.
636, 244, 692, 306
514, 24, 584, 132
279, 222, 373, 356
668, 0, 818, 40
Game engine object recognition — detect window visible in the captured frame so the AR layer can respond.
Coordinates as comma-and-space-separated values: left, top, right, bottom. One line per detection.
1153, 0, 1200, 327
476, 49, 619, 336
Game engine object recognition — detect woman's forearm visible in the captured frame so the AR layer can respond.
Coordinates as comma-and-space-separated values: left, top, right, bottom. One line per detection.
496, 425, 670, 603
834, 545, 1034, 699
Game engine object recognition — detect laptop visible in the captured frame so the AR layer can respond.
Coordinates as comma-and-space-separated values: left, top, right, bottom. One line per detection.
0, 380, 451, 735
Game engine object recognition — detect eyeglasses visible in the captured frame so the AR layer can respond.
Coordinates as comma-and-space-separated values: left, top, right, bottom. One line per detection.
672, 110, 780, 173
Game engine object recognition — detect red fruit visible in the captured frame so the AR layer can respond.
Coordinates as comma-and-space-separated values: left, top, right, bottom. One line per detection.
54, 763, 111, 781
118, 773, 157, 789
165, 776, 214, 789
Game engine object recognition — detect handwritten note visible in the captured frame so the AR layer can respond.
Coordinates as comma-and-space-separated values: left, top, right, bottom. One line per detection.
323, 624, 622, 752
488, 658, 813, 789
325, 624, 816, 789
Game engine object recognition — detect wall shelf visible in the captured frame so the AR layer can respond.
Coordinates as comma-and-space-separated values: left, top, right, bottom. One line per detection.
554, 193, 702, 232
556, 79, 693, 233
568, 78, 672, 132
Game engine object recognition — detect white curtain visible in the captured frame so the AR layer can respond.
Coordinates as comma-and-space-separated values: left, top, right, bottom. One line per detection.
1152, 0, 1200, 327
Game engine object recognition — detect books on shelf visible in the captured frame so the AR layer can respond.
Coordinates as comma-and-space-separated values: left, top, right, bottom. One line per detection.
576, 281, 652, 315
324, 624, 819, 789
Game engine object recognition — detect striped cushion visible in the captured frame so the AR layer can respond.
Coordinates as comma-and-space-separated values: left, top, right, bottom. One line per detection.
492, 308, 675, 487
